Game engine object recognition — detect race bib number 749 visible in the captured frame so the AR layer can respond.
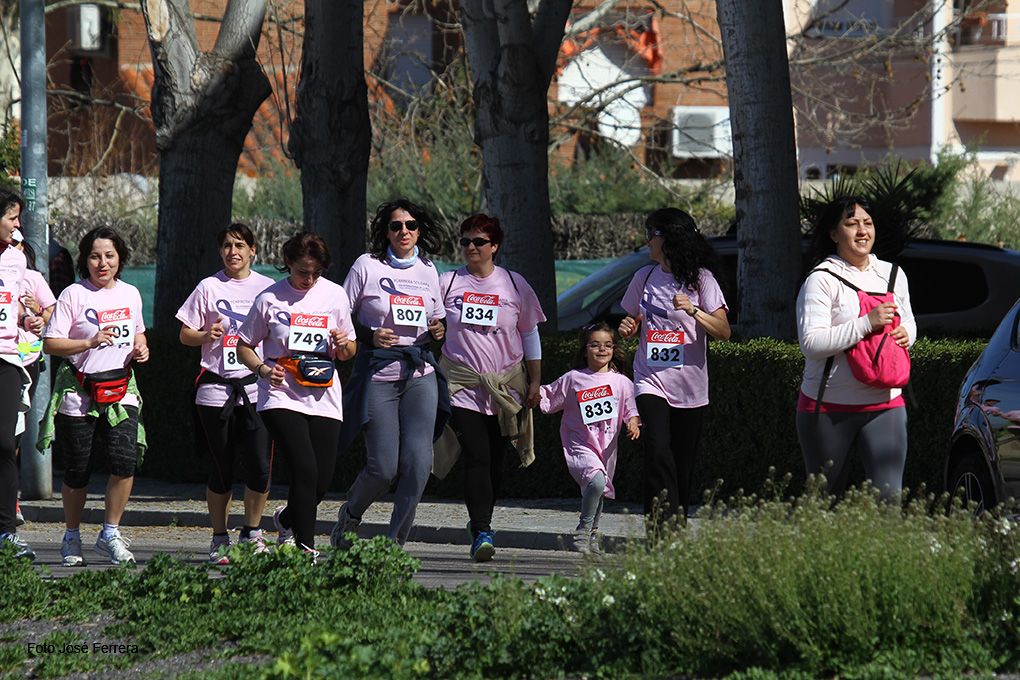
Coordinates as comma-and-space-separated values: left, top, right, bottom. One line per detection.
646, 329, 685, 367
288, 313, 329, 352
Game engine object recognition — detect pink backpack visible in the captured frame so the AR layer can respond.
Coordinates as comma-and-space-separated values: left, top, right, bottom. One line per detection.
812, 264, 911, 410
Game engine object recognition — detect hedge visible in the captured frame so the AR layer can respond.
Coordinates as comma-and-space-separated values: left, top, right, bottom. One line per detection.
130, 334, 985, 502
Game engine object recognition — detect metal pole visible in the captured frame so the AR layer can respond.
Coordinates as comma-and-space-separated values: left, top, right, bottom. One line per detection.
19, 0, 51, 500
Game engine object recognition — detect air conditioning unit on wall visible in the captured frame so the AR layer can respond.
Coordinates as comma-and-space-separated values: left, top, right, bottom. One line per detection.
68, 4, 104, 53
671, 106, 732, 158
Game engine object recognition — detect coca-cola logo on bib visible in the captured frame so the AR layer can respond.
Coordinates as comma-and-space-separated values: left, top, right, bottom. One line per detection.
0, 292, 11, 304
99, 308, 131, 323
224, 335, 239, 348
292, 314, 328, 328
464, 292, 499, 305
577, 385, 613, 402
648, 330, 683, 344
392, 295, 424, 306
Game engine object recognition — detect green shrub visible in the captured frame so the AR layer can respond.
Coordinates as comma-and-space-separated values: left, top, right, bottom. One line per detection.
131, 334, 984, 505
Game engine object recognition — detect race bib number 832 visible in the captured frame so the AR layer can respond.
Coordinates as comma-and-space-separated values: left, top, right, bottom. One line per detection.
646, 329, 685, 367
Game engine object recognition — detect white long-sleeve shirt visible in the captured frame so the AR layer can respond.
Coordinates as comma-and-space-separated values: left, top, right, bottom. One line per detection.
796, 254, 916, 406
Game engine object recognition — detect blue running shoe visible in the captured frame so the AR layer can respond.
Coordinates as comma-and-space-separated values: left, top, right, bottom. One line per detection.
470, 530, 495, 562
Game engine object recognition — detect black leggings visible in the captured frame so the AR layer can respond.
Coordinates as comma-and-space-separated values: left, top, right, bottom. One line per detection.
14, 360, 40, 451
260, 409, 340, 549
637, 394, 707, 525
0, 362, 21, 533
450, 407, 506, 535
196, 405, 272, 495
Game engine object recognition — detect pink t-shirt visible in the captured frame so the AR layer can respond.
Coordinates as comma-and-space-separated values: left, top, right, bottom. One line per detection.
17, 269, 57, 366
45, 279, 146, 416
440, 266, 546, 414
0, 244, 27, 356
238, 276, 355, 420
343, 253, 445, 382
621, 265, 727, 408
176, 270, 275, 407
539, 368, 639, 500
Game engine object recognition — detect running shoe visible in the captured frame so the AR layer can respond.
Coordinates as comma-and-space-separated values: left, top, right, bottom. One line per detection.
273, 506, 295, 547
0, 531, 35, 561
329, 503, 361, 550
300, 543, 320, 564
61, 533, 84, 567
589, 530, 603, 556
239, 529, 270, 555
208, 536, 231, 566
95, 532, 135, 565
571, 530, 592, 554
470, 530, 495, 562
14, 500, 24, 526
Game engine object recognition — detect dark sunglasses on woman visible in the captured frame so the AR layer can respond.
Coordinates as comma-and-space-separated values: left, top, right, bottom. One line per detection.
460, 237, 492, 248
389, 220, 419, 232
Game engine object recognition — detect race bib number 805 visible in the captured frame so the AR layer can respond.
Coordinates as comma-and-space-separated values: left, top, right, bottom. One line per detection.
99, 308, 134, 347
646, 329, 685, 367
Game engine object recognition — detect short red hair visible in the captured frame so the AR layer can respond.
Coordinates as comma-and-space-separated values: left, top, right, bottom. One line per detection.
459, 213, 504, 246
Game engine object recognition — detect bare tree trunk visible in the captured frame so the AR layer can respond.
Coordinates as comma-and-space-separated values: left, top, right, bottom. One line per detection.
461, 0, 572, 329
289, 0, 370, 282
716, 0, 801, 340
142, 0, 271, 332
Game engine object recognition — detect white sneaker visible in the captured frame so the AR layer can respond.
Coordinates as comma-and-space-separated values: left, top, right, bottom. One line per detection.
95, 532, 135, 565
239, 529, 270, 555
300, 543, 320, 564
61, 533, 85, 567
208, 536, 231, 566
273, 506, 295, 547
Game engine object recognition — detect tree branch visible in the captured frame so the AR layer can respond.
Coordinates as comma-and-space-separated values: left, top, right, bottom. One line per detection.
565, 0, 615, 37
532, 0, 572, 85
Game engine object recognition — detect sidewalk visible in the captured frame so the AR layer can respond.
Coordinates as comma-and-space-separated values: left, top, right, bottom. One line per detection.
19, 476, 647, 552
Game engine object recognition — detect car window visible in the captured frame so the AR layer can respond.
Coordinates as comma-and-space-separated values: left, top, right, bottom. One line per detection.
899, 257, 988, 315
558, 252, 652, 311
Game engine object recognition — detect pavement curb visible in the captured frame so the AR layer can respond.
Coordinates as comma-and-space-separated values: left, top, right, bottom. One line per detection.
18, 505, 633, 553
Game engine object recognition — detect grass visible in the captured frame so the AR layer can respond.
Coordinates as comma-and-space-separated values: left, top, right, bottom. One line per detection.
1, 483, 1018, 678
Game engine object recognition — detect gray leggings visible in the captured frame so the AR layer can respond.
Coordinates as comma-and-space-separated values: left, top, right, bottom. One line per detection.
577, 472, 606, 532
796, 407, 907, 500
345, 373, 438, 545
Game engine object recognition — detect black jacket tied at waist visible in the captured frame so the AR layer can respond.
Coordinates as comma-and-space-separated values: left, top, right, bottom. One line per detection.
338, 343, 450, 454
196, 369, 260, 427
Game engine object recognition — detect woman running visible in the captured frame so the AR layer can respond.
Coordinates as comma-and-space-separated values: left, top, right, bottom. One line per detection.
177, 223, 275, 564
237, 232, 356, 559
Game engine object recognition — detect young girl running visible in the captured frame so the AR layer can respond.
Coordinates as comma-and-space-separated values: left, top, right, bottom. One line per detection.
540, 322, 640, 554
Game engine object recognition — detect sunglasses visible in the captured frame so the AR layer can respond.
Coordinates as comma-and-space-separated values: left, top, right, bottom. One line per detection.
460, 237, 492, 248
388, 220, 419, 232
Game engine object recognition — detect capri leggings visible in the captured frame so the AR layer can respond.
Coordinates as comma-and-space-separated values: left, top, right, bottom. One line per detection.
345, 373, 438, 545
13, 360, 39, 451
796, 406, 908, 500
260, 409, 341, 550
450, 407, 506, 535
0, 361, 22, 533
196, 405, 272, 495
56, 406, 140, 489
637, 394, 707, 524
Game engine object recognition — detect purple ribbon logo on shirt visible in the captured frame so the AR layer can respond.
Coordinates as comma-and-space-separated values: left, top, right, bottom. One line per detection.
275, 311, 291, 327
84, 308, 101, 329
379, 277, 407, 296
215, 300, 248, 333
640, 292, 672, 329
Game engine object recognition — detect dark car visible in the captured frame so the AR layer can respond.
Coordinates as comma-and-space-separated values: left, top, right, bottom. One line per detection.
557, 236, 1020, 338
946, 297, 1020, 511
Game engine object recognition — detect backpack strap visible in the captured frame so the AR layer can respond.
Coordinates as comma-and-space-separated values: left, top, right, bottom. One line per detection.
507, 269, 520, 294
443, 269, 458, 303
814, 356, 834, 415
809, 267, 861, 293
887, 263, 899, 294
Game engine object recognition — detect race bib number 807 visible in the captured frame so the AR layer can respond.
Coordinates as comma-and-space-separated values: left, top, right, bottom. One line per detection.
391, 294, 427, 328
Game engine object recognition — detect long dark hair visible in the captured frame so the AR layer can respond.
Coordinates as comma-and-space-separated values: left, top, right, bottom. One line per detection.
0, 188, 22, 218
807, 196, 871, 267
646, 208, 720, 290
572, 321, 629, 375
76, 227, 130, 281
368, 199, 440, 263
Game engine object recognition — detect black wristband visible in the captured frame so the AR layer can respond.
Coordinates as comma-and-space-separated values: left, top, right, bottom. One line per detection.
687, 305, 701, 318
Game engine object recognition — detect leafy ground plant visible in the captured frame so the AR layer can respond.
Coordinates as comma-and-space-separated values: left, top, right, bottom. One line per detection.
1, 486, 1018, 678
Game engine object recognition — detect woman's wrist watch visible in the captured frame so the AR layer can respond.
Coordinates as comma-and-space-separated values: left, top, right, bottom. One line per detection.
687, 305, 701, 318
